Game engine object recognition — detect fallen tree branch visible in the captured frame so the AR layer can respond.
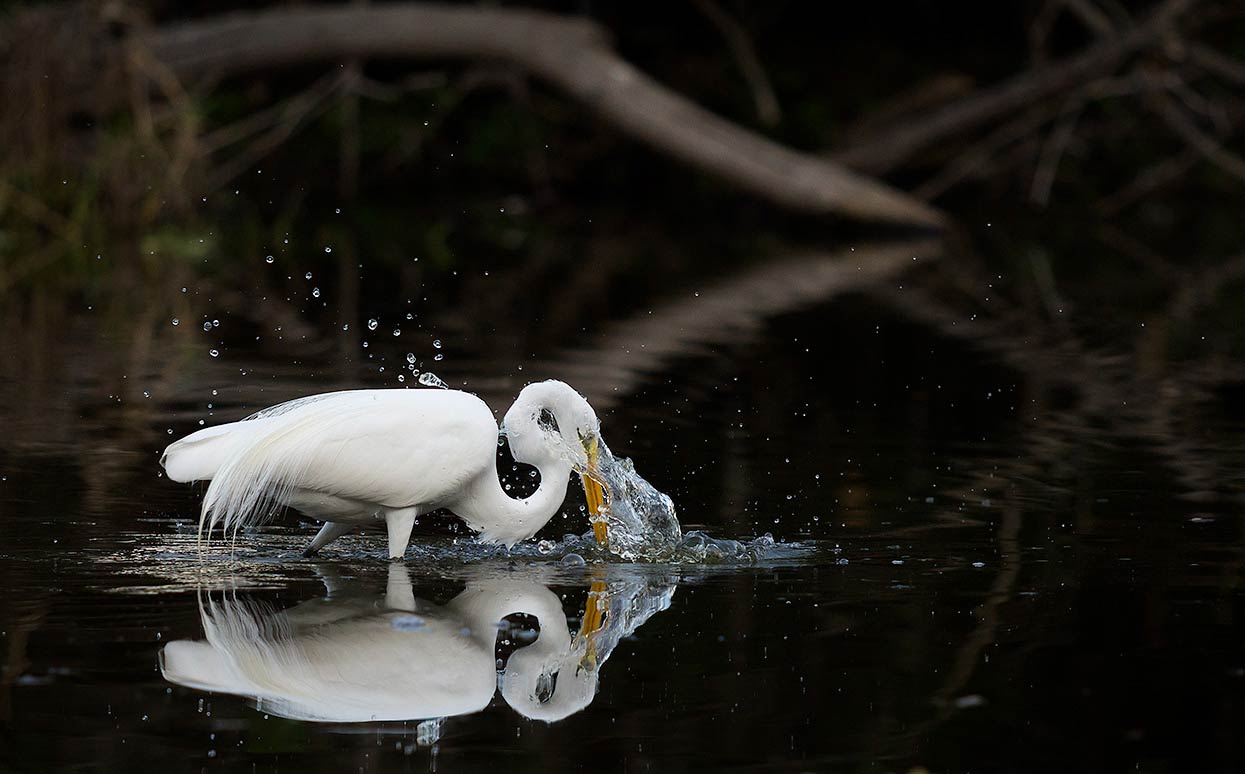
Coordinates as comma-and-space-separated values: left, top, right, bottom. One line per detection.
137, 3, 941, 227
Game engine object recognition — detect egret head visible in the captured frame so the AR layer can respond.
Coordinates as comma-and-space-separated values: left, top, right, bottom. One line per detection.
499, 636, 600, 722
502, 380, 610, 544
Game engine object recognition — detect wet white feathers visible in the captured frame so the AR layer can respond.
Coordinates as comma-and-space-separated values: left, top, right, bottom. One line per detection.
162, 389, 498, 542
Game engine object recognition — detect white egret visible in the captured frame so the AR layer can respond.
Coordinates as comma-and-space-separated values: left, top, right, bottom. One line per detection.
160, 380, 611, 558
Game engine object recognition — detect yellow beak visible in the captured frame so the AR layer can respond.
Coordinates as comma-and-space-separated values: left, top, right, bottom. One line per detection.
580, 438, 609, 546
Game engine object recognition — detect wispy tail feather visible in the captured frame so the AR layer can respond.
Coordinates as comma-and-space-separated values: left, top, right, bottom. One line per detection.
196, 392, 348, 545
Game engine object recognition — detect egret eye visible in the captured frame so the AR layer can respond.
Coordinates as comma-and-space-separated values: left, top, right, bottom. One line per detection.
534, 670, 558, 703
537, 408, 560, 434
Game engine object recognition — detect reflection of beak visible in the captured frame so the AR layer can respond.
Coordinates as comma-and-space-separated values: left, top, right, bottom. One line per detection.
580, 437, 609, 546
577, 580, 608, 670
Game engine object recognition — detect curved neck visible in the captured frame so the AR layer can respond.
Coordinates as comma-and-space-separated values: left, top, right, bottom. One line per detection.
456, 452, 572, 546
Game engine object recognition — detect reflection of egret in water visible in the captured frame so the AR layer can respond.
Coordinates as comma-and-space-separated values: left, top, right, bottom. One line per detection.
160, 564, 675, 726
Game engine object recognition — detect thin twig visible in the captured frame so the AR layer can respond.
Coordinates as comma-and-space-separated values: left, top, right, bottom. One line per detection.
1147, 88, 1245, 183
1029, 95, 1086, 205
202, 74, 349, 193
691, 0, 781, 126
1097, 146, 1200, 214
837, 0, 1200, 173
1061, 0, 1117, 36
1187, 42, 1245, 86
916, 105, 1057, 200
199, 72, 342, 155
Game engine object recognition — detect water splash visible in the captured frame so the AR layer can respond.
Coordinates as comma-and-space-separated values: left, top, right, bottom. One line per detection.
591, 441, 681, 560
581, 442, 792, 563
417, 372, 448, 389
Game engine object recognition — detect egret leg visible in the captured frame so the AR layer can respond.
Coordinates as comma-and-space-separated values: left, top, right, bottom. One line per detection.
303, 521, 354, 558
385, 507, 418, 561
312, 564, 348, 598
385, 563, 416, 611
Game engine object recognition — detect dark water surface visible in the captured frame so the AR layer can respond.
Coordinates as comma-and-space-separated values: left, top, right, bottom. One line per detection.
2, 255, 1244, 773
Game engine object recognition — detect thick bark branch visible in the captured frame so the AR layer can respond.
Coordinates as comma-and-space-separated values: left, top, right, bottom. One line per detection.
139, 3, 942, 228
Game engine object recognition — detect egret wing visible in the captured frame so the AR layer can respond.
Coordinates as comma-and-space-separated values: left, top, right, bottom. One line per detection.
200, 390, 497, 537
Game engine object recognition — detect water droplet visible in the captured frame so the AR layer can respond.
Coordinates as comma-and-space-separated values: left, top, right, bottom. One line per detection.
265, 255, 274, 264
305, 272, 312, 280
171, 318, 179, 326
367, 319, 378, 331
433, 339, 442, 349
202, 322, 212, 331
537, 539, 556, 555
393, 329, 401, 337
341, 324, 349, 331
417, 372, 448, 389
209, 349, 219, 358
406, 353, 416, 364
324, 246, 332, 253
434, 353, 444, 361
312, 287, 321, 298
212, 319, 219, 328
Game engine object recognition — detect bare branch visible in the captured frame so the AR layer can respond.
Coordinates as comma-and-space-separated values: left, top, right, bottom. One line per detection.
140, 3, 941, 227
1187, 42, 1245, 86
915, 105, 1057, 200
836, 0, 1199, 174
1029, 96, 1086, 205
1061, 0, 1118, 36
691, 0, 782, 126
1147, 88, 1245, 183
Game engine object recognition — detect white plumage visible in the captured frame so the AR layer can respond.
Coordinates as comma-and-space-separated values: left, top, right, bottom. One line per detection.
161, 380, 610, 558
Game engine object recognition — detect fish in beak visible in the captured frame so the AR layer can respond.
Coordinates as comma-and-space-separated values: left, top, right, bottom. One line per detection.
580, 436, 609, 546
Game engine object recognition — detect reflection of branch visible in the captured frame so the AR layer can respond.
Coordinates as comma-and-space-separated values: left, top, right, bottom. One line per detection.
141, 4, 940, 227
518, 240, 942, 411
1167, 252, 1245, 321
934, 503, 1022, 711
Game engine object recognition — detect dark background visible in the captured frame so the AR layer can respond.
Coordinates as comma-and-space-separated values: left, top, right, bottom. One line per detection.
2, 1, 1245, 772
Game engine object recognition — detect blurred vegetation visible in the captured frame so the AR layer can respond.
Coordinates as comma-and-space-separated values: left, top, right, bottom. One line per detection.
2, 0, 1245, 368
